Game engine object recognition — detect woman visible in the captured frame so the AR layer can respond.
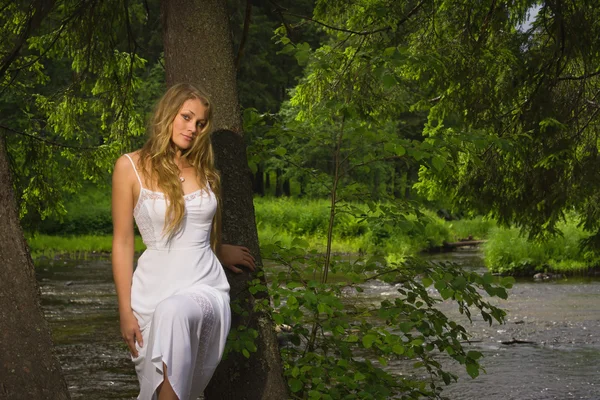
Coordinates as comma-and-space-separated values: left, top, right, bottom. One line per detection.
111, 83, 255, 400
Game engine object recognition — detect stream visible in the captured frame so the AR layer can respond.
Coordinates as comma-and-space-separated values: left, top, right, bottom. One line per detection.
36, 250, 600, 399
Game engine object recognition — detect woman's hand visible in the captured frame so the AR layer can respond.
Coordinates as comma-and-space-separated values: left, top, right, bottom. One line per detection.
219, 244, 256, 274
120, 310, 143, 357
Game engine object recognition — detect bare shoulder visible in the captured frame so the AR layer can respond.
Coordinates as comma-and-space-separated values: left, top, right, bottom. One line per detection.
113, 151, 142, 184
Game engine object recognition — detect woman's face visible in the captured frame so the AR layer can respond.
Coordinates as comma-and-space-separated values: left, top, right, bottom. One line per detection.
171, 98, 208, 150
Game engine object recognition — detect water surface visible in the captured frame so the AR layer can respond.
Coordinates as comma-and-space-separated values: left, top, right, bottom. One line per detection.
36, 250, 600, 399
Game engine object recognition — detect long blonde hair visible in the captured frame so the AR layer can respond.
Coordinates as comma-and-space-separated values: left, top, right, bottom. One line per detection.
138, 83, 221, 250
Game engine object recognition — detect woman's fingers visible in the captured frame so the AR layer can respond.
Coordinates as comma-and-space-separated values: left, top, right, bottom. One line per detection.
126, 334, 138, 357
123, 325, 143, 357
135, 326, 144, 348
224, 263, 243, 274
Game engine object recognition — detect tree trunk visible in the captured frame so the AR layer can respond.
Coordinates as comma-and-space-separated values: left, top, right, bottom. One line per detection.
161, 0, 288, 398
0, 135, 70, 399
253, 163, 264, 196
265, 170, 271, 190
275, 168, 283, 197
283, 177, 290, 197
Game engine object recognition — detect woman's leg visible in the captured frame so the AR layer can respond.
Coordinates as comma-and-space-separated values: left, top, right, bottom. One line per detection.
157, 363, 179, 400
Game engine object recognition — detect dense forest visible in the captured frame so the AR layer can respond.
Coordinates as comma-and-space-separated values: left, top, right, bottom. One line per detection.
2, 0, 600, 399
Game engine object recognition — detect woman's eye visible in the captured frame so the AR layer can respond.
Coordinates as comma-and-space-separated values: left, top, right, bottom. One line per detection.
182, 114, 190, 121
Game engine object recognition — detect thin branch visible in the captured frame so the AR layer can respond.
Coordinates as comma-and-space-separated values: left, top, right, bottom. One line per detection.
558, 69, 600, 81
279, 10, 389, 36
278, 0, 426, 37
0, 124, 108, 151
345, 155, 405, 175
7, 2, 88, 73
0, 0, 57, 78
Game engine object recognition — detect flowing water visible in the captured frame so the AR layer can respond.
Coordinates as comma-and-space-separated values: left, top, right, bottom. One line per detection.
36, 250, 600, 399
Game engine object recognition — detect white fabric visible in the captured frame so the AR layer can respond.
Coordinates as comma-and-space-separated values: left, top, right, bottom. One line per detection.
123, 154, 230, 400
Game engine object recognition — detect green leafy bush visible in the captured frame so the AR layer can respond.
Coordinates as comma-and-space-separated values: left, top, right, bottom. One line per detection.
484, 215, 600, 275
251, 242, 512, 399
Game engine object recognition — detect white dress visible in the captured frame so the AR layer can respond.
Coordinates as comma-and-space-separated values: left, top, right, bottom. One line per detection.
123, 154, 231, 400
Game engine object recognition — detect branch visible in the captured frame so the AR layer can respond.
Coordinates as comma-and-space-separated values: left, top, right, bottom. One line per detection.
279, 10, 389, 36
345, 155, 405, 175
269, 0, 426, 37
0, 0, 56, 78
7, 2, 88, 74
0, 124, 108, 151
557, 69, 600, 81
235, 0, 252, 70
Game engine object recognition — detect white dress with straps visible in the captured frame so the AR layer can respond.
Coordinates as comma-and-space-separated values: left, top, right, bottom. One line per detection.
123, 154, 231, 400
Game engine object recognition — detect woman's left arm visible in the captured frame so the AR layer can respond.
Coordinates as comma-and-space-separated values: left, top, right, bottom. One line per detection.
217, 244, 256, 273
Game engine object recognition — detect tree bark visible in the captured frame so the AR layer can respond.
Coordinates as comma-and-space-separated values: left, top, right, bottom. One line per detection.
0, 135, 70, 399
162, 0, 288, 398
254, 163, 265, 196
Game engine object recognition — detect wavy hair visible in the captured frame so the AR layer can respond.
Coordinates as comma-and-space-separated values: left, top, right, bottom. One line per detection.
137, 83, 221, 250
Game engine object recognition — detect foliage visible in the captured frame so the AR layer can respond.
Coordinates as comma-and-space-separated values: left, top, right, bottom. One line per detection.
29, 186, 496, 260
256, 242, 512, 399
264, 0, 600, 251
484, 214, 600, 275
1, 0, 154, 227
26, 234, 146, 259
404, 0, 600, 241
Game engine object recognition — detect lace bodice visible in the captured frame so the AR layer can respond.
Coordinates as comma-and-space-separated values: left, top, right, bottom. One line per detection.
124, 154, 216, 250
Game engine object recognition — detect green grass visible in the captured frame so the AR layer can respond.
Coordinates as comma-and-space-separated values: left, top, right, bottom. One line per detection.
254, 197, 494, 264
23, 188, 496, 263
483, 215, 600, 275
27, 234, 146, 258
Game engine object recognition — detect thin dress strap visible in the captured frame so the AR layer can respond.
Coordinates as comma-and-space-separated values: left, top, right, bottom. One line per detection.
123, 153, 143, 189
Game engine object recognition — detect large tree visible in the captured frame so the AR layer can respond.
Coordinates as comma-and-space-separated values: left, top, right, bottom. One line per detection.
161, 0, 288, 398
1, 0, 288, 398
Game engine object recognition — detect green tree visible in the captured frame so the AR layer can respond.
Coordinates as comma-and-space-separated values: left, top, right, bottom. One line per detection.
1, 0, 288, 397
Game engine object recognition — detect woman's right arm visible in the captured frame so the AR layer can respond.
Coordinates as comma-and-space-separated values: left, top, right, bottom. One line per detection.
111, 155, 143, 357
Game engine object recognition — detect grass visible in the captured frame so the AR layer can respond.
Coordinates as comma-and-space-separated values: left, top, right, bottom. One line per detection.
26, 196, 497, 262
483, 215, 600, 275
27, 234, 146, 259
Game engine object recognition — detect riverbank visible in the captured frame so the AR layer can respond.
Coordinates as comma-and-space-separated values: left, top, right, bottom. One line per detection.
27, 197, 493, 262
483, 215, 600, 276
25, 196, 600, 276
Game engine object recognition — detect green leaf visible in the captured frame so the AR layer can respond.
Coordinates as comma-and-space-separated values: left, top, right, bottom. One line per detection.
439, 288, 454, 300
399, 322, 413, 333
466, 362, 480, 378
422, 277, 433, 287
392, 344, 405, 355
500, 276, 515, 288
346, 334, 359, 343
467, 350, 483, 360
272, 313, 284, 325
431, 156, 446, 171
354, 372, 366, 381
242, 348, 250, 358
382, 74, 397, 89
483, 273, 494, 284
274, 147, 287, 156
362, 333, 378, 348
292, 366, 300, 378
289, 378, 303, 393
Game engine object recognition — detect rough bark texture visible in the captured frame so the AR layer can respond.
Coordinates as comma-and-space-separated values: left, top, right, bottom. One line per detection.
162, 0, 289, 398
207, 130, 289, 399
0, 136, 70, 399
162, 0, 242, 133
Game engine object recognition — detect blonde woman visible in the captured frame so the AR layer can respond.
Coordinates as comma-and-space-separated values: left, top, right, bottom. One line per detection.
111, 83, 255, 400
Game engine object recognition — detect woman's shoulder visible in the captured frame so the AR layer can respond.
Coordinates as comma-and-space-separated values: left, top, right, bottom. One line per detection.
114, 150, 142, 174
